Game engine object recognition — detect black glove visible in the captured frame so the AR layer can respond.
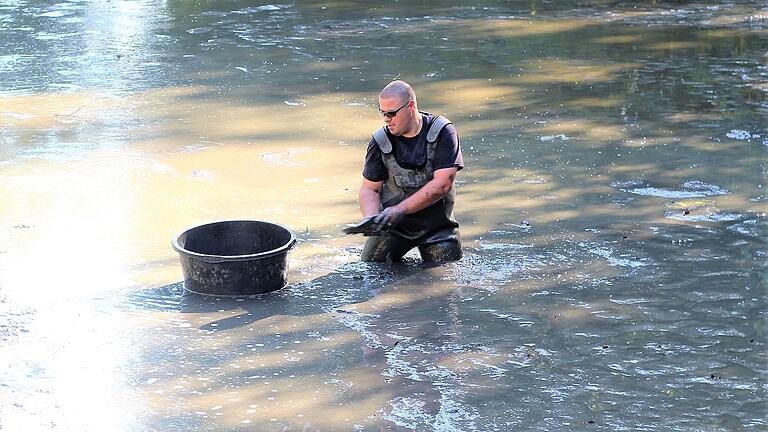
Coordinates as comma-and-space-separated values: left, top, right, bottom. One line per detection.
373, 206, 405, 232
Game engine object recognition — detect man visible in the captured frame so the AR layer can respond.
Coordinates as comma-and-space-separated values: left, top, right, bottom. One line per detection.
358, 80, 463, 262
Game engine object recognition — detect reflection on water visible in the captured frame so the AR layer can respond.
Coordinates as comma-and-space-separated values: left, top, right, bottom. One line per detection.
1, 1, 767, 431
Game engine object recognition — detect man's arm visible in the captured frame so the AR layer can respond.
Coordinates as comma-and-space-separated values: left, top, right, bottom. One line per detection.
372, 167, 457, 227
359, 178, 384, 217
393, 167, 457, 214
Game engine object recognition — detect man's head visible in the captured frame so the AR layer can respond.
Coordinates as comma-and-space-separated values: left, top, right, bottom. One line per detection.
378, 80, 420, 137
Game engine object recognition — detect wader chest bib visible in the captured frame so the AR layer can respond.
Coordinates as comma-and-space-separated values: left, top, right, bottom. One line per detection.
371, 114, 458, 239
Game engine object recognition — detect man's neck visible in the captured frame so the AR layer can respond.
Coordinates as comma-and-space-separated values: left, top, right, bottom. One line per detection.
402, 113, 423, 138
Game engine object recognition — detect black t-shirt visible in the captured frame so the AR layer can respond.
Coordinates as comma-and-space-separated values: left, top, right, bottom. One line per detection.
362, 113, 464, 182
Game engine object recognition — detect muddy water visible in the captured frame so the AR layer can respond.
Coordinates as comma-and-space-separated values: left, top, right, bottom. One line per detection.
1, 1, 766, 431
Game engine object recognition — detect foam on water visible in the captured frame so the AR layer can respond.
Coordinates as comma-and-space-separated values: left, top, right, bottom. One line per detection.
331, 308, 385, 349
489, 313, 534, 328
382, 340, 426, 381
613, 179, 730, 198
186, 27, 212, 34
38, 10, 68, 18
433, 385, 480, 432
727, 218, 768, 239
381, 339, 479, 431
726, 129, 761, 140
579, 242, 650, 269
539, 134, 570, 141
664, 209, 743, 222
259, 148, 310, 166
382, 397, 432, 429
444, 246, 542, 292
233, 4, 291, 14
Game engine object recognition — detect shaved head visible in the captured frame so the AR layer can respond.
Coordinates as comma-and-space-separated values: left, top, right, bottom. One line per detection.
380, 80, 416, 105
377, 80, 421, 137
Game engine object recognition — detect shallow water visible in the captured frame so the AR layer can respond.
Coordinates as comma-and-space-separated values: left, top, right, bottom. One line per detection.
1, 1, 766, 431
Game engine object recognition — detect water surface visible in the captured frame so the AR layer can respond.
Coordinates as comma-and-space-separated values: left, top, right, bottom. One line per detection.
1, 1, 766, 430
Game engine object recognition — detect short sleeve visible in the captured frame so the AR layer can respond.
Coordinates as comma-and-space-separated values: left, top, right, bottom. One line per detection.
432, 123, 464, 171
362, 138, 388, 182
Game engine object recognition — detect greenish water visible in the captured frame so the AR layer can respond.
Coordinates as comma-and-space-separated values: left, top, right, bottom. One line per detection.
1, 1, 766, 431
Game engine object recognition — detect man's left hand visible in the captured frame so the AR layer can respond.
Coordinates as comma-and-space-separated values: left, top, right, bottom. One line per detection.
373, 205, 405, 231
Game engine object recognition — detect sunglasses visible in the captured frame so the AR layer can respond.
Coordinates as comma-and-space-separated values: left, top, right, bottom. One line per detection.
378, 99, 411, 118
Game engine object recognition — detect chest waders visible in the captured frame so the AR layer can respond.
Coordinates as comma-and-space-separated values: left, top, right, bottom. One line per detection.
371, 115, 459, 241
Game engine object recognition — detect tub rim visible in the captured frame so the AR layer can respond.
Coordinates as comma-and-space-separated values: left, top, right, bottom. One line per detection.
172, 219, 296, 263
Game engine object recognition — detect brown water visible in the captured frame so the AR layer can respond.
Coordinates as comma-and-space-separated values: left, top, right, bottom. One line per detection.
1, 1, 767, 431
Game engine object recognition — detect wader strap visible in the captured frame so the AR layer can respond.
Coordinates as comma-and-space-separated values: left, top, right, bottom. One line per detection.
372, 127, 392, 154
373, 115, 451, 152
426, 116, 451, 143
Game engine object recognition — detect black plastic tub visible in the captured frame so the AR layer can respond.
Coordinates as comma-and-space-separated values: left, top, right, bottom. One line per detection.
172, 220, 296, 296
